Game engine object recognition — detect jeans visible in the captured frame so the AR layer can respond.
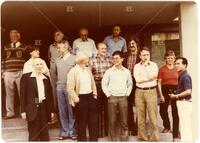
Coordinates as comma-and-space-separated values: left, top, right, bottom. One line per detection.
57, 85, 76, 137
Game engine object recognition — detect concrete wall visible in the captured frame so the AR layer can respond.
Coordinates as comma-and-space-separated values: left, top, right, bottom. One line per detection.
179, 2, 199, 141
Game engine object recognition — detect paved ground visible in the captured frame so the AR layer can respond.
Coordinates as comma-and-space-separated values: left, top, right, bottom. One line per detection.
1, 106, 180, 142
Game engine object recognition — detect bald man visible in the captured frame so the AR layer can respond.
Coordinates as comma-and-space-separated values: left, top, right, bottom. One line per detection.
72, 28, 97, 58
2, 30, 27, 120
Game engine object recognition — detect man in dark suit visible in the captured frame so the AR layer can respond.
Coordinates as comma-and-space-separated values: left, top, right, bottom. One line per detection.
20, 58, 55, 141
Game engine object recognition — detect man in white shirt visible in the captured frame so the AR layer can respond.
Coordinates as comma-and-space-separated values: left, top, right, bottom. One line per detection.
102, 51, 133, 141
20, 58, 55, 141
72, 28, 97, 58
134, 47, 159, 141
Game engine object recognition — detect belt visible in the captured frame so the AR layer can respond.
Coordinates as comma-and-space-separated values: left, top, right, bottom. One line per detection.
136, 86, 156, 90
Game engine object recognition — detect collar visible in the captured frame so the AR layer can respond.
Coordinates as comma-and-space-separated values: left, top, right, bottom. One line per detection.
30, 71, 47, 79
63, 52, 70, 60
111, 65, 125, 71
139, 61, 151, 66
111, 35, 123, 40
179, 70, 187, 77
11, 42, 20, 48
76, 64, 87, 72
79, 38, 89, 42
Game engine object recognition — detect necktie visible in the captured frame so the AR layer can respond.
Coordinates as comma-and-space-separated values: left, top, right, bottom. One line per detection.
13, 43, 16, 48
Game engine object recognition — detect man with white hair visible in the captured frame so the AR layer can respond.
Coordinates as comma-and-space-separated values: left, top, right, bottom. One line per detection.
2, 30, 27, 120
67, 52, 98, 141
20, 58, 55, 141
54, 42, 77, 140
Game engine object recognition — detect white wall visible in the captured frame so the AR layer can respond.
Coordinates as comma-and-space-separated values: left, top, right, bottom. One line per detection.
179, 2, 199, 141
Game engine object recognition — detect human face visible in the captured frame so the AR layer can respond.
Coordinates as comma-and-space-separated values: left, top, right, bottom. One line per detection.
81, 57, 89, 67
165, 55, 175, 65
112, 26, 121, 37
128, 40, 137, 53
54, 32, 63, 43
98, 44, 107, 56
113, 55, 123, 67
30, 49, 40, 58
140, 50, 150, 63
79, 29, 88, 41
10, 32, 20, 43
175, 59, 186, 72
33, 58, 44, 74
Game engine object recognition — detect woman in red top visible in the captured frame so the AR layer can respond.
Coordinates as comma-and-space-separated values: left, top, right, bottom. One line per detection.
158, 50, 179, 141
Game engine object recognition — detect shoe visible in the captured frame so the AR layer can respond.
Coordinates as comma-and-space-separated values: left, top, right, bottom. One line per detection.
71, 136, 77, 140
58, 136, 69, 140
173, 138, 179, 142
162, 128, 170, 133
3, 115, 14, 120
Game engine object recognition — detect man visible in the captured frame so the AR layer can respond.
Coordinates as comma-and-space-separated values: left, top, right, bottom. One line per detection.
67, 52, 98, 141
23, 45, 49, 76
72, 28, 97, 58
48, 30, 69, 112
89, 42, 113, 137
123, 39, 140, 136
102, 51, 133, 141
20, 58, 55, 141
170, 57, 193, 141
157, 50, 179, 141
134, 47, 159, 141
54, 42, 77, 140
103, 25, 127, 56
2, 30, 27, 119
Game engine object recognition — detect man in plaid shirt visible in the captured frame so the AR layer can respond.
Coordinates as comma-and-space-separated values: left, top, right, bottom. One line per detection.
89, 42, 113, 138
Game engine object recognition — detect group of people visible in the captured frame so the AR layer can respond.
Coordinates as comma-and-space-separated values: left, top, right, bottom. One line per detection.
2, 25, 193, 142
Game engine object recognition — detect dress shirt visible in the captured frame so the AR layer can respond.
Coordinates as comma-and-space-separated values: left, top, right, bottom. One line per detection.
89, 53, 113, 80
72, 38, 97, 57
102, 66, 133, 97
30, 72, 47, 102
103, 35, 127, 56
77, 65, 92, 94
62, 52, 70, 61
134, 61, 158, 88
11, 42, 20, 48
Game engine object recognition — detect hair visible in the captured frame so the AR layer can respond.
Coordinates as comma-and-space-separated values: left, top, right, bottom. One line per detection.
27, 45, 39, 53
176, 57, 188, 67
112, 51, 124, 58
79, 28, 88, 34
96, 42, 106, 50
164, 50, 175, 59
10, 30, 20, 39
54, 30, 64, 38
113, 24, 121, 29
75, 52, 89, 64
139, 46, 150, 54
32, 58, 44, 66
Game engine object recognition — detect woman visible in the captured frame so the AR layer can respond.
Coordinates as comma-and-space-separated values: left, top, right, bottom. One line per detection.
158, 50, 179, 141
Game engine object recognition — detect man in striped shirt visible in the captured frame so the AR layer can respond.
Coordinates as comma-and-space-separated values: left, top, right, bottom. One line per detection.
2, 30, 27, 120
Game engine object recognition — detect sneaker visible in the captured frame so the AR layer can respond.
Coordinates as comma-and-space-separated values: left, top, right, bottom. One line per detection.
162, 128, 170, 133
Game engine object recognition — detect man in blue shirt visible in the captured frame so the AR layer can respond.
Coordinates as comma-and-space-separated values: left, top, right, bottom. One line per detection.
170, 57, 193, 141
102, 51, 132, 141
103, 25, 127, 56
